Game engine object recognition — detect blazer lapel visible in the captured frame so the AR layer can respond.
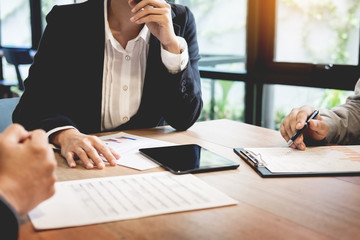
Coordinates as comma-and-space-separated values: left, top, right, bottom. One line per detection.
78, 0, 106, 132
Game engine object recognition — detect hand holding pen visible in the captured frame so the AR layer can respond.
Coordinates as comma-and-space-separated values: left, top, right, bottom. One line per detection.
287, 109, 319, 146
280, 106, 329, 150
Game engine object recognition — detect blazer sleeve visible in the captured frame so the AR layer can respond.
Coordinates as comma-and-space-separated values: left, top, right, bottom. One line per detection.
12, 6, 79, 132
159, 5, 203, 131
0, 195, 19, 240
320, 79, 360, 144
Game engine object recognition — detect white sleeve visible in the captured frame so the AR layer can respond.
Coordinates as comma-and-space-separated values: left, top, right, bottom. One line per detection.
160, 36, 189, 74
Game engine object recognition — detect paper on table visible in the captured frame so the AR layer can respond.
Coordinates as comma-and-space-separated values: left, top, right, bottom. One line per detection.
245, 145, 360, 173
29, 172, 238, 230
100, 132, 175, 170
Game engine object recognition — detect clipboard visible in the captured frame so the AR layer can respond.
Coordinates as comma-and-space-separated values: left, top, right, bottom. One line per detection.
233, 147, 360, 178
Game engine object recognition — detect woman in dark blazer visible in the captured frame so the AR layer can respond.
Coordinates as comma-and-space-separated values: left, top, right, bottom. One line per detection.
13, 0, 202, 169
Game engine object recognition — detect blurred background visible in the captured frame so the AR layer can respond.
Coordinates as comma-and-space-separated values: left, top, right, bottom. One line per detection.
1, 0, 359, 130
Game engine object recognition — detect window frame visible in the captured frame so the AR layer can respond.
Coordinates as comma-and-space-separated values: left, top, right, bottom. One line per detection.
252, 0, 360, 91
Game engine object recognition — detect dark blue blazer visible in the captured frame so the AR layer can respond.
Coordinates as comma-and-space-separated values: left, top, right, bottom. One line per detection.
0, 195, 19, 239
13, 0, 202, 133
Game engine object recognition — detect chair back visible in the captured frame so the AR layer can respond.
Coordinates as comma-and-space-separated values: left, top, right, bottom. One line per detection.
0, 97, 20, 132
3, 48, 33, 91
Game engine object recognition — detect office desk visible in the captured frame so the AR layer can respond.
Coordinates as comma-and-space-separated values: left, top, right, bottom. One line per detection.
19, 119, 360, 240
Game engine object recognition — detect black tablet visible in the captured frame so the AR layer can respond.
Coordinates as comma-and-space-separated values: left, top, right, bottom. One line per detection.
139, 144, 240, 174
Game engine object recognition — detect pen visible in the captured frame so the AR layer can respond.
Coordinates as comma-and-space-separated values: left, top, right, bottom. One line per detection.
287, 109, 319, 146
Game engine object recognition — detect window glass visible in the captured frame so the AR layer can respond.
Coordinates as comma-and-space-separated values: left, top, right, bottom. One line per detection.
0, 0, 31, 47
175, 0, 247, 73
0, 0, 32, 93
174, 0, 247, 122
275, 0, 360, 65
263, 84, 354, 130
199, 79, 245, 122
41, 0, 75, 30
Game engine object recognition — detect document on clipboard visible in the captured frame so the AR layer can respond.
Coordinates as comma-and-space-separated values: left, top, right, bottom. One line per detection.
234, 145, 360, 178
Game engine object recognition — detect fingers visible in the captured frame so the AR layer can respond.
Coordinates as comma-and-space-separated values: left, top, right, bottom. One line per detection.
110, 148, 121, 162
291, 106, 313, 131
307, 117, 329, 141
28, 129, 48, 146
75, 148, 96, 169
131, 12, 168, 26
65, 146, 96, 169
26, 130, 57, 165
130, 0, 168, 11
280, 105, 316, 149
290, 118, 328, 151
94, 144, 119, 167
128, 0, 177, 51
292, 134, 306, 150
85, 136, 117, 168
280, 110, 301, 143
130, 0, 169, 21
280, 117, 291, 142
61, 134, 118, 169
1, 124, 30, 144
130, 4, 169, 24
65, 152, 77, 168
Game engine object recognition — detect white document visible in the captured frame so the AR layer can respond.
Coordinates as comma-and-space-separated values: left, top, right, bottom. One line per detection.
245, 145, 360, 173
29, 172, 237, 230
100, 132, 175, 170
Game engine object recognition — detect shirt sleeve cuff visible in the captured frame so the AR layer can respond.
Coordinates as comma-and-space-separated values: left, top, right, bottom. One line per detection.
161, 36, 189, 74
47, 126, 75, 149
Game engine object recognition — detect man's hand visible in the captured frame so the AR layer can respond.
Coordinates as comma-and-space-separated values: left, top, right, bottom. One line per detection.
129, 0, 181, 54
0, 124, 57, 215
51, 128, 120, 169
280, 105, 329, 150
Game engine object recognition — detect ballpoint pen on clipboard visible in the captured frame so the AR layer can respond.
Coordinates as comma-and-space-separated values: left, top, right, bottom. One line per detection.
287, 109, 319, 147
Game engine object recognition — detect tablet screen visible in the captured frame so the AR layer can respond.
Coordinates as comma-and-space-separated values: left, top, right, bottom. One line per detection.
139, 144, 239, 174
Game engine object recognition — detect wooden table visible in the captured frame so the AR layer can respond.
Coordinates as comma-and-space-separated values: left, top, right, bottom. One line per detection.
19, 119, 360, 240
